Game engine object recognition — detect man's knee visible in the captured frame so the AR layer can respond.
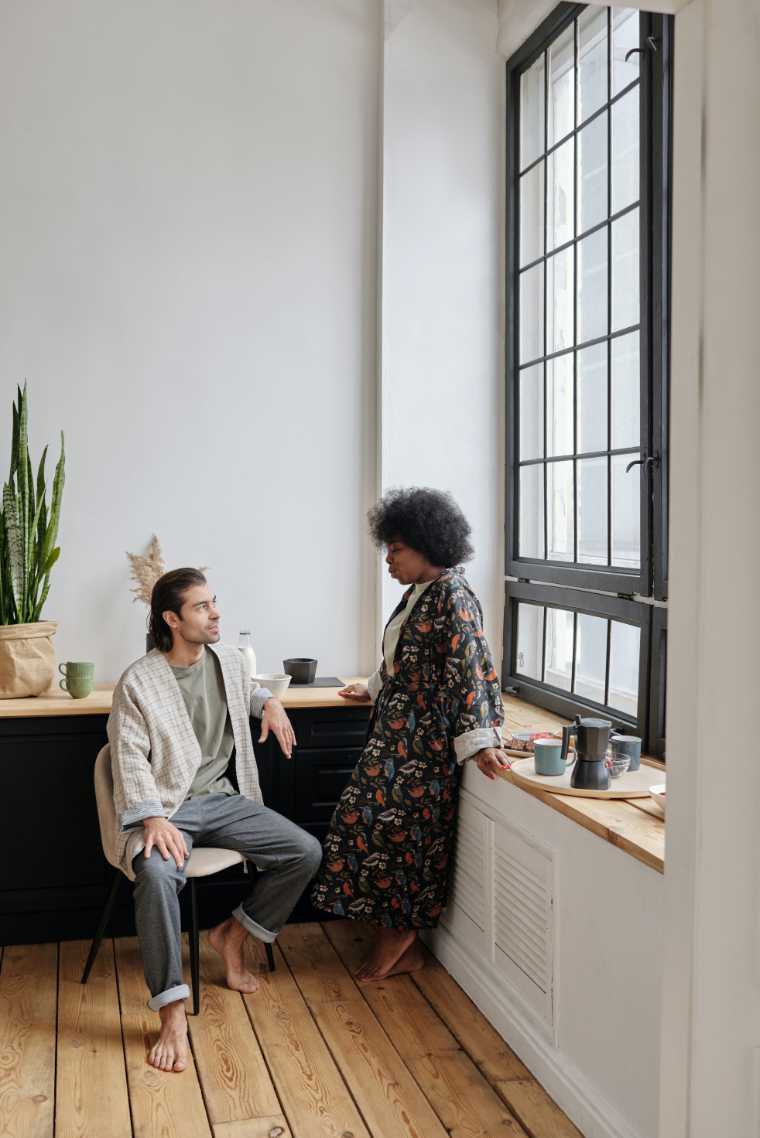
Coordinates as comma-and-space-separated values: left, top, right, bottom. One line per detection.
134, 850, 185, 891
299, 831, 323, 875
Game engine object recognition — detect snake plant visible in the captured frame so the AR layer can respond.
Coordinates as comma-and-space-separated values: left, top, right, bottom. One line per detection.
0, 384, 65, 625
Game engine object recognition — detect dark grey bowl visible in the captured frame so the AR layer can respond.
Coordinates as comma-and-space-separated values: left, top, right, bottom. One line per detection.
283, 657, 318, 684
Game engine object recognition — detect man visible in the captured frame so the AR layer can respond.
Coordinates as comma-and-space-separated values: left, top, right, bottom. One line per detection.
106, 567, 322, 1073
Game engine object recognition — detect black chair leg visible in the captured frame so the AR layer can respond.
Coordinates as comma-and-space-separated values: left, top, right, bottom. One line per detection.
189, 878, 200, 1016
265, 942, 275, 972
81, 870, 122, 984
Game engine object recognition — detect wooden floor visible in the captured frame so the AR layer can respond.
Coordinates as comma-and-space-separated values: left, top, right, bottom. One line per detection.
0, 921, 583, 1138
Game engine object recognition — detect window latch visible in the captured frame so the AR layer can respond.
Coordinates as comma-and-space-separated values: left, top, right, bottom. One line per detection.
625, 454, 660, 475
625, 36, 659, 63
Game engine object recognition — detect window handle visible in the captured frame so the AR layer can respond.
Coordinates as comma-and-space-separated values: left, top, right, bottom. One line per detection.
625, 36, 659, 63
625, 454, 660, 475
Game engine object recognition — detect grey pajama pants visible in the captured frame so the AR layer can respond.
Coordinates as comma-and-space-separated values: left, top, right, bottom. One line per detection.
131, 793, 323, 1010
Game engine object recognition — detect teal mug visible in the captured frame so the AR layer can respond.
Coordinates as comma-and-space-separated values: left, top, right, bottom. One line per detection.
59, 661, 95, 699
534, 738, 569, 777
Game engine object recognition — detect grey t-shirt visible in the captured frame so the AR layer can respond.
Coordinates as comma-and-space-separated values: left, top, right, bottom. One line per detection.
170, 648, 236, 798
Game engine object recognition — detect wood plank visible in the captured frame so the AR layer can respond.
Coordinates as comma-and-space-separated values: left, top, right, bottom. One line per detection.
56, 940, 131, 1138
493, 1079, 584, 1138
408, 1051, 529, 1138
274, 924, 357, 1005
242, 945, 370, 1138
323, 921, 459, 1059
114, 936, 212, 1138
280, 925, 448, 1138
312, 999, 449, 1138
212, 1121, 290, 1138
187, 933, 281, 1127
0, 942, 57, 1138
411, 958, 531, 1084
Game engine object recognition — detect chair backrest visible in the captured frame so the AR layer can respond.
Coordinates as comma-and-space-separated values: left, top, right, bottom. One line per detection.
93, 744, 122, 869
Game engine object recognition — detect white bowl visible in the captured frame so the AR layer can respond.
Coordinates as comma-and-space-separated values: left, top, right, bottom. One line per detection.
649, 783, 666, 817
254, 673, 292, 699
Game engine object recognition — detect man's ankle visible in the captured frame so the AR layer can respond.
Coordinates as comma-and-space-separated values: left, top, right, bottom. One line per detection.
158, 998, 187, 1023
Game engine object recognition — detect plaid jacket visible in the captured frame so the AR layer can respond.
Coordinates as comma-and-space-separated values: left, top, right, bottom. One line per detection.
105, 645, 267, 878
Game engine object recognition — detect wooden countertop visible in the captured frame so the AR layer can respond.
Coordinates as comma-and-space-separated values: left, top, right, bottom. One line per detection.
0, 679, 370, 718
0, 680, 664, 873
497, 694, 665, 875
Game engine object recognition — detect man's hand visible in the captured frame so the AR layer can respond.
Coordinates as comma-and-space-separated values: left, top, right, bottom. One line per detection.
259, 697, 297, 758
338, 682, 371, 702
474, 747, 512, 781
143, 817, 189, 868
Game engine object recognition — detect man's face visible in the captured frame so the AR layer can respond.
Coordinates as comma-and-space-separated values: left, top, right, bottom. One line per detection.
163, 584, 221, 647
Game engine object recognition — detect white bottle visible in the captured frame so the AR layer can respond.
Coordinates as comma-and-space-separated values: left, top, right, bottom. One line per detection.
238, 630, 257, 680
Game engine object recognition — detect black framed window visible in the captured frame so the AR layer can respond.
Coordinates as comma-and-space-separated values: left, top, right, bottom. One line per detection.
504, 5, 671, 755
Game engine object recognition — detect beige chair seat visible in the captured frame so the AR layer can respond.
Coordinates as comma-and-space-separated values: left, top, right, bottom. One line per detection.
186, 847, 245, 878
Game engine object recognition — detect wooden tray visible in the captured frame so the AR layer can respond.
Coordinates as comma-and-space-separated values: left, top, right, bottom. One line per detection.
509, 757, 664, 799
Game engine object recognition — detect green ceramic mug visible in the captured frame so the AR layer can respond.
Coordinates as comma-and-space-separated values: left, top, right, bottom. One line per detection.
59, 661, 95, 699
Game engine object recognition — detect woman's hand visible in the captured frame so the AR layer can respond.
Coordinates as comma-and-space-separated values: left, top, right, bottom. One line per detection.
474, 747, 512, 780
339, 682, 371, 702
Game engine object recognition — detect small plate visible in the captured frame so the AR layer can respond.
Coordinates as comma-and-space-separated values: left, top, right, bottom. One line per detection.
649, 783, 666, 816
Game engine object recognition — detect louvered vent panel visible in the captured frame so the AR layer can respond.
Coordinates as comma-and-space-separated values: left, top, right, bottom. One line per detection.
449, 803, 486, 930
493, 840, 552, 994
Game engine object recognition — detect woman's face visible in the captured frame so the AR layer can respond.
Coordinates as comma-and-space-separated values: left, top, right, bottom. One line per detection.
385, 540, 436, 585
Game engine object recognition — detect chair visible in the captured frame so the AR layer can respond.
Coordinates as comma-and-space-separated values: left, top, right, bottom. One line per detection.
80, 745, 275, 1015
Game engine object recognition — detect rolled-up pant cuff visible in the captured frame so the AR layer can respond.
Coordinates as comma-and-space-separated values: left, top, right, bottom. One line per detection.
147, 983, 190, 1012
232, 904, 277, 943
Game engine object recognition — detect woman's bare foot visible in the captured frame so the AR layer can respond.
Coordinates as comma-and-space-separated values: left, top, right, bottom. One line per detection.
208, 917, 260, 994
355, 928, 417, 982
148, 1000, 189, 1072
385, 938, 425, 977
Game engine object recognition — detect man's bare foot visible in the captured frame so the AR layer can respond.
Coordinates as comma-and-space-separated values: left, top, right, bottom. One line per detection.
355, 928, 417, 982
148, 1000, 189, 1073
208, 917, 260, 994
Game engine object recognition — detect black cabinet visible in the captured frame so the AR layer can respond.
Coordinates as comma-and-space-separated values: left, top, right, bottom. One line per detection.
0, 703, 370, 944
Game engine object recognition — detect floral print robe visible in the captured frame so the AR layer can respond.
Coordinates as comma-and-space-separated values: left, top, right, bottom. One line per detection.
311, 569, 504, 928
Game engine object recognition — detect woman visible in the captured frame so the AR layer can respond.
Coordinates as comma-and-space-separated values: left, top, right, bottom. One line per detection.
311, 487, 510, 981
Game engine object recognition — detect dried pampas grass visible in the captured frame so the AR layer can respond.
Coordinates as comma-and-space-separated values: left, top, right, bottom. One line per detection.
126, 535, 166, 606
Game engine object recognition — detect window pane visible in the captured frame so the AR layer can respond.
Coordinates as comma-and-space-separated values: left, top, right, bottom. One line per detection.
520, 54, 545, 170
611, 453, 640, 569
578, 8, 608, 123
520, 161, 545, 266
547, 459, 574, 562
520, 263, 544, 364
608, 620, 640, 716
547, 247, 574, 354
577, 342, 607, 453
577, 113, 608, 235
545, 607, 573, 690
612, 9, 639, 97
612, 87, 639, 214
546, 353, 573, 457
519, 464, 545, 559
611, 332, 640, 449
577, 228, 607, 344
574, 613, 608, 703
611, 208, 639, 332
519, 364, 544, 461
548, 24, 574, 147
577, 456, 608, 566
516, 603, 544, 679
547, 138, 574, 251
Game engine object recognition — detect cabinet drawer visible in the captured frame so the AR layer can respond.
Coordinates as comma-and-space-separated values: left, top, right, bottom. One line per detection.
290, 708, 370, 750
294, 747, 361, 821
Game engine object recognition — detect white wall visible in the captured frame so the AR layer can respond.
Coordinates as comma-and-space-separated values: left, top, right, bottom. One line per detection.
0, 0, 381, 682
379, 0, 505, 658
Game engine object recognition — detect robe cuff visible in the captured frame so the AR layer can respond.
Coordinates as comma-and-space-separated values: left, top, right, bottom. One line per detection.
367, 669, 383, 703
251, 686, 273, 718
454, 727, 503, 765
120, 799, 166, 831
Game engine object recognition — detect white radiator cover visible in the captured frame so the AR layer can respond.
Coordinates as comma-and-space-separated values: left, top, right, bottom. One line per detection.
442, 788, 556, 1034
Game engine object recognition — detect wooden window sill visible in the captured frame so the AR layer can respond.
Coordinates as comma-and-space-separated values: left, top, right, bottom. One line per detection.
497, 693, 665, 875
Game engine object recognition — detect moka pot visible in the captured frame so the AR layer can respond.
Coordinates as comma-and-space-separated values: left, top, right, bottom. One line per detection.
560, 714, 612, 791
